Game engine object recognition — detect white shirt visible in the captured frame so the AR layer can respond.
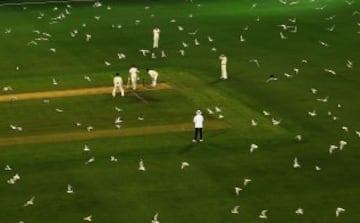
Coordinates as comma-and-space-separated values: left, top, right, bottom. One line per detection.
219, 55, 227, 65
193, 114, 204, 128
129, 67, 139, 79
153, 28, 160, 37
148, 70, 159, 80
113, 76, 123, 86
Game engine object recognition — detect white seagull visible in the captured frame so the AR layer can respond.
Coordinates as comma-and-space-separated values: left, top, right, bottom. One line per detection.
249, 59, 260, 67
308, 110, 317, 117
324, 69, 336, 75
243, 178, 252, 186
339, 140, 347, 150
329, 145, 338, 154
24, 196, 35, 207
259, 210, 268, 219
181, 162, 190, 169
67, 184, 74, 194
250, 144, 258, 153
83, 215, 92, 221
234, 187, 242, 195
251, 119, 258, 126
262, 110, 271, 116
240, 35, 246, 42
271, 118, 281, 125
152, 212, 159, 223
138, 159, 146, 171
231, 205, 240, 214
336, 207, 345, 217
280, 31, 288, 39
295, 208, 304, 215
293, 157, 301, 168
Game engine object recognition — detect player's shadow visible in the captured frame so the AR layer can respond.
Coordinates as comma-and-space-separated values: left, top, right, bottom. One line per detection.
177, 131, 226, 154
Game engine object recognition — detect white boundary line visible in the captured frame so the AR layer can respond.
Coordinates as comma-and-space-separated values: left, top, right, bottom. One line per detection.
0, 0, 93, 7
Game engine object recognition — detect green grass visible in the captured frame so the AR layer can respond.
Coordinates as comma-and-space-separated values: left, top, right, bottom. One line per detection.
0, 0, 360, 222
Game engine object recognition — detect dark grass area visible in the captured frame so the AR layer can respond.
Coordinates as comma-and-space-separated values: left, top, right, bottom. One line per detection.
0, 0, 359, 222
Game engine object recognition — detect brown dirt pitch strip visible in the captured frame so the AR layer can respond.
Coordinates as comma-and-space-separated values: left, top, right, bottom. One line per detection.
0, 83, 171, 102
0, 120, 229, 147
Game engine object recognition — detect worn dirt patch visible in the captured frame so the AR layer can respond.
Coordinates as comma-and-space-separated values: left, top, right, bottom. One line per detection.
0, 83, 171, 102
0, 120, 229, 147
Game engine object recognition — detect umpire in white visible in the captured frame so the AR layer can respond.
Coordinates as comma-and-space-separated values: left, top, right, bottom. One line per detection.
193, 110, 204, 143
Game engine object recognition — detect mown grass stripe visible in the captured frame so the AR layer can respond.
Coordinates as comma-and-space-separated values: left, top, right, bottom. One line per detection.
0, 120, 229, 146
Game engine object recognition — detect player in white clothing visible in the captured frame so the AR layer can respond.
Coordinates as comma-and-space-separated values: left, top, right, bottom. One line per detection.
146, 68, 159, 87
112, 73, 124, 97
153, 27, 160, 48
128, 65, 140, 90
193, 110, 204, 143
219, 54, 228, 79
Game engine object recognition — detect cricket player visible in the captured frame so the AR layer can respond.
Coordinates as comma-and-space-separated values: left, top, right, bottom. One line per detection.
219, 54, 228, 80
153, 27, 160, 48
129, 65, 140, 90
112, 73, 124, 97
193, 110, 204, 143
146, 68, 159, 87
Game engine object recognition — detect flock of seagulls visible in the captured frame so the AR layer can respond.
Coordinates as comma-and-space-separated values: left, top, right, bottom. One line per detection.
0, 0, 358, 222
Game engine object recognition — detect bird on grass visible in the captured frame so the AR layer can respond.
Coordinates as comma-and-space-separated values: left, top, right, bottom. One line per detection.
319, 41, 329, 47
329, 145, 338, 154
308, 110, 317, 117
249, 59, 260, 67
85, 157, 95, 164
181, 162, 190, 169
152, 212, 159, 223
111, 156, 118, 162
293, 157, 301, 168
67, 184, 74, 194
251, 119, 258, 126
234, 187, 242, 195
24, 196, 35, 207
259, 210, 268, 219
336, 207, 345, 217
243, 178, 252, 186
339, 140, 347, 150
83, 215, 92, 221
231, 205, 240, 214
295, 208, 304, 215
294, 134, 302, 142
83, 144, 90, 151
139, 159, 146, 171
262, 110, 271, 116
4, 164, 12, 171
271, 118, 281, 125
240, 35, 246, 42
324, 69, 336, 75
280, 31, 288, 39
325, 25, 336, 32
250, 144, 258, 153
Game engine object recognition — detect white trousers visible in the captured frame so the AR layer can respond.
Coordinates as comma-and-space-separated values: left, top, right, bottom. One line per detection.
221, 64, 227, 79
112, 85, 124, 97
153, 36, 159, 48
131, 77, 137, 90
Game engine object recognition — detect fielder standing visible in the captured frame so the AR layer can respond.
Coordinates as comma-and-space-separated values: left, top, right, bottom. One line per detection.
219, 54, 228, 80
146, 68, 159, 87
112, 73, 124, 97
129, 65, 140, 90
193, 110, 204, 143
153, 27, 160, 48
